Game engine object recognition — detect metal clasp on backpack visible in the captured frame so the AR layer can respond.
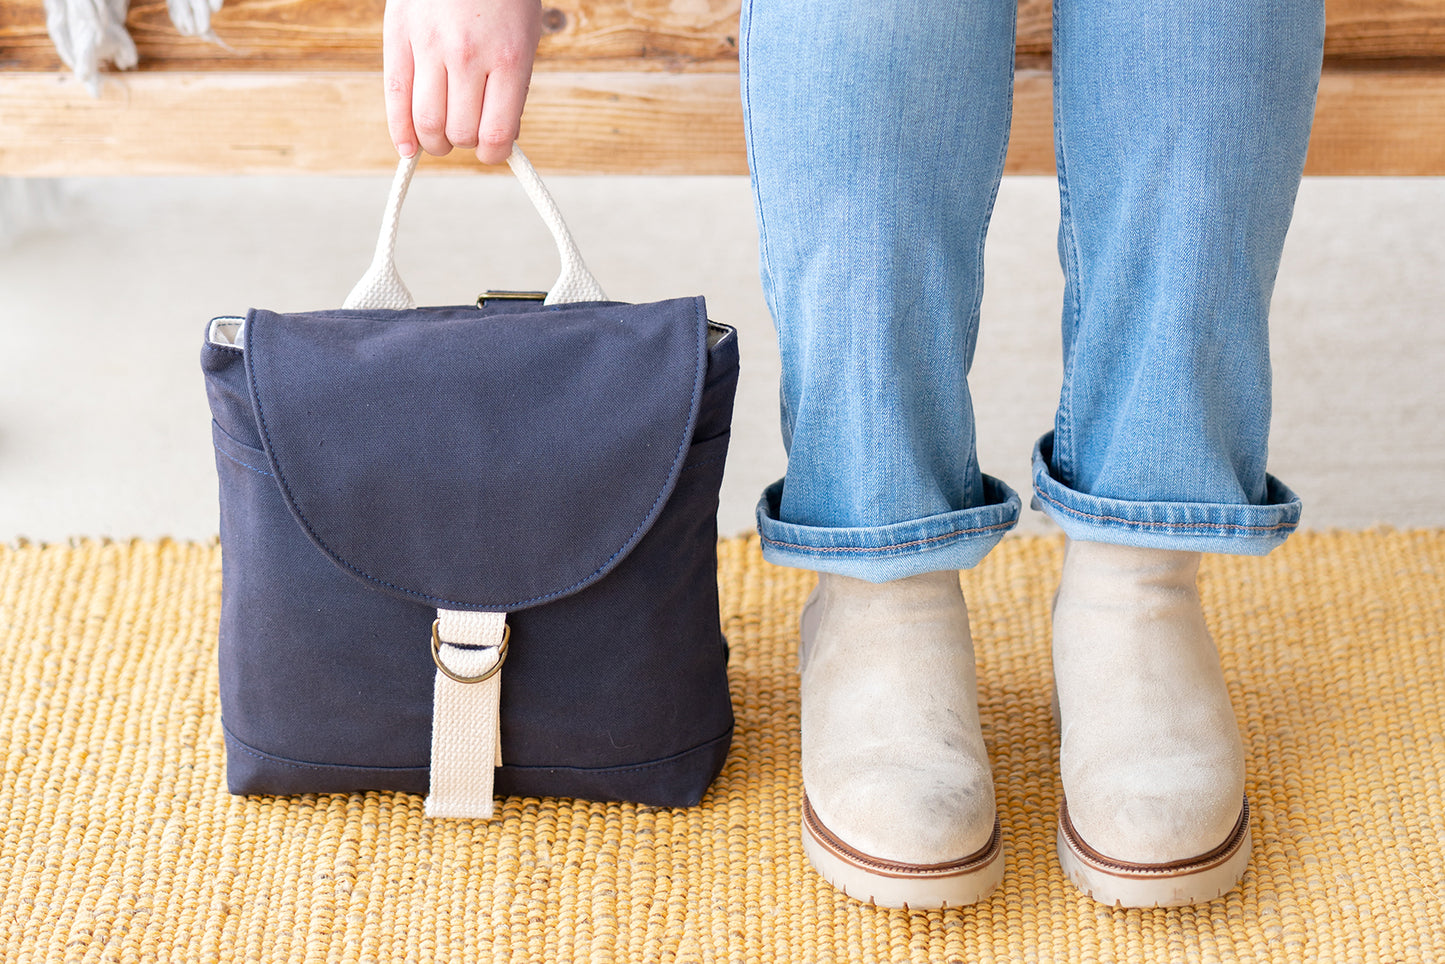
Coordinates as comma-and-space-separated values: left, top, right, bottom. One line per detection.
476, 290, 547, 308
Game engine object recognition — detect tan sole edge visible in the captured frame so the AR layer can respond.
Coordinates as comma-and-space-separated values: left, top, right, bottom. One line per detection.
1056, 797, 1252, 908
801, 795, 1004, 910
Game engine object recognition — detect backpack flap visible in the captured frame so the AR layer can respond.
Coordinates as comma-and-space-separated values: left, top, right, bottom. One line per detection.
241, 295, 710, 613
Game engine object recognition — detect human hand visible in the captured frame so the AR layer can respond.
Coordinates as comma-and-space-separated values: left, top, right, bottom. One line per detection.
383, 0, 543, 164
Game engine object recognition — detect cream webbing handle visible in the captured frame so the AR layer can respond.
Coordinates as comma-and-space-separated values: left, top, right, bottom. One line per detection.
343, 146, 607, 312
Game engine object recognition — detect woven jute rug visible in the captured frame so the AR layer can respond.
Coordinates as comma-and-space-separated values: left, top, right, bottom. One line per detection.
1, 532, 1442, 963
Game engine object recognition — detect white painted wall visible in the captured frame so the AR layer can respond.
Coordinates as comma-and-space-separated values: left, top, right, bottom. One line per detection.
1, 175, 1441, 541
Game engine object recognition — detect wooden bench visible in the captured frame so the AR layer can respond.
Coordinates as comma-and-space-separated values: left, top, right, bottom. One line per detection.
2, 0, 1444, 175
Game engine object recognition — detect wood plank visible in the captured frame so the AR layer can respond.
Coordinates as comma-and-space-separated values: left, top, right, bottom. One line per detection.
0, 71, 751, 175
1326, 0, 1445, 63
0, 0, 745, 71
3, 68, 1445, 177
1005, 71, 1056, 173
8, 0, 1445, 71
1303, 67, 1445, 173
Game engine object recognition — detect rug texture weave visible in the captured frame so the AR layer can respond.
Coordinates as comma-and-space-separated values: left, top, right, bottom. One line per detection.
1, 532, 1442, 963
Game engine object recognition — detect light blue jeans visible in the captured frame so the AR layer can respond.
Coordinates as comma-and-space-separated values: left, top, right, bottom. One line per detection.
741, 0, 1324, 581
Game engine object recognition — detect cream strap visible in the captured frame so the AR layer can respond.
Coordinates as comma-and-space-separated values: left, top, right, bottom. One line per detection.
342, 145, 607, 311
426, 610, 508, 819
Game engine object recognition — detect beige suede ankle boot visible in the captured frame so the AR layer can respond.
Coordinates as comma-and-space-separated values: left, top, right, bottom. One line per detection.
1051, 540, 1251, 907
798, 570, 1003, 909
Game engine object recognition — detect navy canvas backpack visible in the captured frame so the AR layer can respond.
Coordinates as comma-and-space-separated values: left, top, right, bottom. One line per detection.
201, 151, 738, 818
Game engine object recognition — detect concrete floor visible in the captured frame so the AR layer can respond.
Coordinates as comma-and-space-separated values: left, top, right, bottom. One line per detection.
2, 175, 1443, 542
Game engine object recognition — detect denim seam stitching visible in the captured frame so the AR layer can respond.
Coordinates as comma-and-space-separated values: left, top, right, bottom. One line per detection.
214, 446, 274, 479
1033, 487, 1297, 534
761, 520, 1014, 555
958, 13, 1020, 508
1051, 0, 1083, 486
738, 0, 775, 302
245, 302, 708, 611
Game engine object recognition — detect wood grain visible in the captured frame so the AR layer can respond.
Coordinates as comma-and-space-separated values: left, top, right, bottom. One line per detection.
1303, 67, 1445, 173
4, 68, 1444, 176
6, 0, 1444, 72
1325, 0, 1445, 62
0, 72, 750, 175
0, 0, 744, 71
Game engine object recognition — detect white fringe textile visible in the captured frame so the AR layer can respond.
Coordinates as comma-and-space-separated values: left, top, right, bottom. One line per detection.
44, 0, 225, 94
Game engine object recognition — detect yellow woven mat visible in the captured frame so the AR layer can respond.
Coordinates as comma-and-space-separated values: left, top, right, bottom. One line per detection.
2, 533, 1443, 963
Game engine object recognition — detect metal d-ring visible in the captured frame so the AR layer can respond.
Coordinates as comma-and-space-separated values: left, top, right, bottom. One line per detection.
430, 619, 511, 684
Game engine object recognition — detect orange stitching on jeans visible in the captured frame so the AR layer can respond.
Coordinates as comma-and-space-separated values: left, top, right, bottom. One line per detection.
1032, 488, 1298, 534
760, 519, 1015, 555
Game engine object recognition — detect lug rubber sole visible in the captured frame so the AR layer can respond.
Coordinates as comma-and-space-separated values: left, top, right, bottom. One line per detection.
1057, 796, 1252, 908
801, 795, 1004, 910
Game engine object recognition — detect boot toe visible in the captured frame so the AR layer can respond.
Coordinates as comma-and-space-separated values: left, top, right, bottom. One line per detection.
1062, 748, 1245, 865
1065, 787, 1245, 866
807, 761, 996, 866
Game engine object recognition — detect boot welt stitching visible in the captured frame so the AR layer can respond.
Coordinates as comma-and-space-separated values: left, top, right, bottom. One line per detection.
1058, 796, 1251, 879
803, 794, 1003, 880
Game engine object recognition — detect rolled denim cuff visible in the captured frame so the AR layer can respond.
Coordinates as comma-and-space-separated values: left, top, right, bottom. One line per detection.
1030, 433, 1302, 556
755, 475, 1021, 581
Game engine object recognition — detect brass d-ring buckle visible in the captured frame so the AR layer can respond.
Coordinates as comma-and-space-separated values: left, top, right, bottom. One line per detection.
430, 619, 510, 684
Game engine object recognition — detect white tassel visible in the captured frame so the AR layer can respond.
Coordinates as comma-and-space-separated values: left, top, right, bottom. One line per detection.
44, 0, 138, 95
44, 0, 228, 96
167, 0, 224, 43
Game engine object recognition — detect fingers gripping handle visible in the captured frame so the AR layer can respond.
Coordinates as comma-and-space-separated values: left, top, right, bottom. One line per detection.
342, 147, 607, 312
